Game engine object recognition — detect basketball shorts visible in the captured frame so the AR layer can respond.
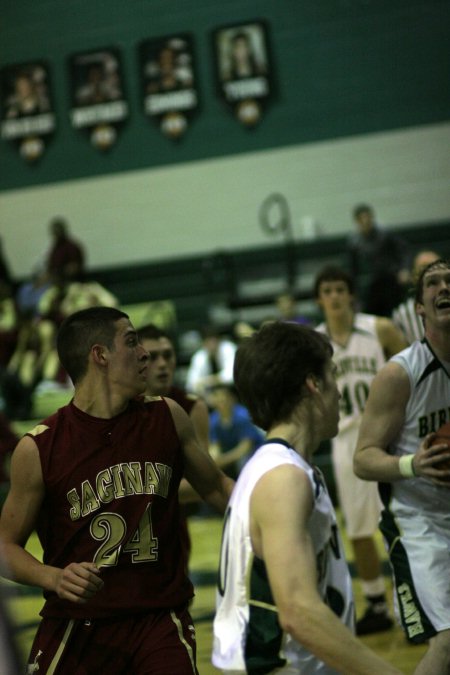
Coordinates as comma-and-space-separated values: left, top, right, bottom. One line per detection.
332, 427, 382, 538
380, 504, 450, 643
27, 604, 198, 674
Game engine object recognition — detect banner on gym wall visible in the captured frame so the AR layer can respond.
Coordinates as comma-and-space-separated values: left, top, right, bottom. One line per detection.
139, 34, 199, 140
0, 61, 56, 162
212, 20, 273, 128
69, 47, 128, 151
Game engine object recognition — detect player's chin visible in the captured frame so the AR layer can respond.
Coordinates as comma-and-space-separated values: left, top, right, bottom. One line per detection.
330, 421, 340, 438
134, 379, 147, 395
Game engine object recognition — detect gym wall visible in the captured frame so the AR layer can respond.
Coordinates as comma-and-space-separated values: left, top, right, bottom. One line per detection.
1, 0, 449, 278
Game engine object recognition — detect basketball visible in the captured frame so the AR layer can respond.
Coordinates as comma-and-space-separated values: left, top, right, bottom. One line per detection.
432, 421, 450, 472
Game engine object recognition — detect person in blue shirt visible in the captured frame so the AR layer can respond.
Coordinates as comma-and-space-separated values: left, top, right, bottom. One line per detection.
209, 383, 264, 479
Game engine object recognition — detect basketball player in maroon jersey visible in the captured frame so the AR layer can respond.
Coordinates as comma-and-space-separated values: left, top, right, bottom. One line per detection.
137, 323, 209, 454
137, 323, 209, 568
0, 307, 233, 674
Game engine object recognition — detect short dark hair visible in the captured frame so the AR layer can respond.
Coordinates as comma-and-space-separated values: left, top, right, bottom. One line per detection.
233, 321, 332, 431
352, 203, 373, 220
415, 258, 450, 305
137, 323, 172, 343
314, 265, 354, 298
57, 306, 128, 384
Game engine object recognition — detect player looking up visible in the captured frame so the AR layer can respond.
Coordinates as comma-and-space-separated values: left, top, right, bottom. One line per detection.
355, 259, 450, 674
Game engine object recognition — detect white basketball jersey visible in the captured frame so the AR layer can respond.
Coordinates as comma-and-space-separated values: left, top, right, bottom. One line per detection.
212, 440, 354, 674
316, 314, 386, 435
387, 339, 450, 517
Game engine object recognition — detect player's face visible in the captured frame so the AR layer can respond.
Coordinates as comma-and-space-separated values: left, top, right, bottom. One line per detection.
317, 280, 353, 317
108, 319, 148, 396
140, 336, 176, 396
416, 264, 450, 329
318, 359, 341, 440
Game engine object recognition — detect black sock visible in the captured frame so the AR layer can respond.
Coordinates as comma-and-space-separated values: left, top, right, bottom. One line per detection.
366, 593, 388, 613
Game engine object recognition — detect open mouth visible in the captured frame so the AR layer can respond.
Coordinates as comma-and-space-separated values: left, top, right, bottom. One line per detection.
436, 296, 450, 310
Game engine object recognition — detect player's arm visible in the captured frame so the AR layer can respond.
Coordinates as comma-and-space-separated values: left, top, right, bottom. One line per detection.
354, 363, 450, 485
166, 398, 234, 513
189, 397, 210, 452
178, 397, 210, 504
375, 316, 408, 358
0, 436, 103, 603
251, 464, 403, 675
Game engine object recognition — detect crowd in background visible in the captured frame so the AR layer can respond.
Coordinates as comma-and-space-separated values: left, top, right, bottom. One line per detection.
0, 204, 442, 489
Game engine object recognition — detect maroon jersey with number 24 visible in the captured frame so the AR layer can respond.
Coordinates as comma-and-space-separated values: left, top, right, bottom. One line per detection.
27, 396, 193, 619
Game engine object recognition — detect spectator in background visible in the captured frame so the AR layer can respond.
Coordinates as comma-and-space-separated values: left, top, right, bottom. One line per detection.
8, 271, 60, 392
14, 270, 52, 322
347, 204, 410, 316
58, 280, 118, 317
392, 249, 441, 344
46, 217, 85, 283
275, 291, 311, 325
185, 325, 237, 401
33, 278, 120, 390
209, 383, 264, 480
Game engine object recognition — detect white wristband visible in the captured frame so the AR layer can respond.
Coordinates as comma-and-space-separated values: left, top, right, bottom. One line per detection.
399, 454, 416, 478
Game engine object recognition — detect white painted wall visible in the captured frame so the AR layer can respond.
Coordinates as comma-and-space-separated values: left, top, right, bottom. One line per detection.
2, 121, 450, 279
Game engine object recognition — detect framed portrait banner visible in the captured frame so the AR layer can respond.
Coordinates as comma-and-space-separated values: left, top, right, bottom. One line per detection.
69, 48, 128, 151
0, 61, 56, 162
139, 34, 199, 140
212, 20, 273, 127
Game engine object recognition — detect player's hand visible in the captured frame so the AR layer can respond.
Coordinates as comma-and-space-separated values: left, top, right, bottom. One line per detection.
413, 433, 450, 486
54, 562, 104, 603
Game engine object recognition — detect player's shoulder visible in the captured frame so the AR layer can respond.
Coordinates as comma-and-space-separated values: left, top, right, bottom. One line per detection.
140, 394, 164, 404
25, 402, 70, 439
354, 312, 377, 332
169, 385, 197, 403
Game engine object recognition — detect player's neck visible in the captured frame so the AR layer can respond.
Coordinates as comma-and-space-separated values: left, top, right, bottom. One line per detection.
267, 420, 319, 464
426, 326, 450, 363
73, 379, 131, 419
325, 308, 354, 344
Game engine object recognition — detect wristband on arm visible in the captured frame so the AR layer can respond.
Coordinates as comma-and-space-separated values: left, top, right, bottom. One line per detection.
398, 454, 416, 478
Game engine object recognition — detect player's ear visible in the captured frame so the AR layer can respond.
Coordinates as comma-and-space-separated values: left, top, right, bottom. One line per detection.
91, 343, 108, 366
306, 374, 321, 395
415, 301, 425, 319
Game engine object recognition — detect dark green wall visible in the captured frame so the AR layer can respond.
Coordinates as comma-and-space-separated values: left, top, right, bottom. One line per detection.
1, 0, 449, 191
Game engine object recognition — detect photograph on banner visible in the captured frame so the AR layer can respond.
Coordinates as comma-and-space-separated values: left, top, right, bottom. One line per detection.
0, 61, 55, 162
68, 47, 128, 151
212, 20, 273, 127
139, 34, 199, 139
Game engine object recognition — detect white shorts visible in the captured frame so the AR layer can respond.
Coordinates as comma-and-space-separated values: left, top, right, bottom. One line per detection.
380, 501, 450, 643
332, 427, 382, 539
